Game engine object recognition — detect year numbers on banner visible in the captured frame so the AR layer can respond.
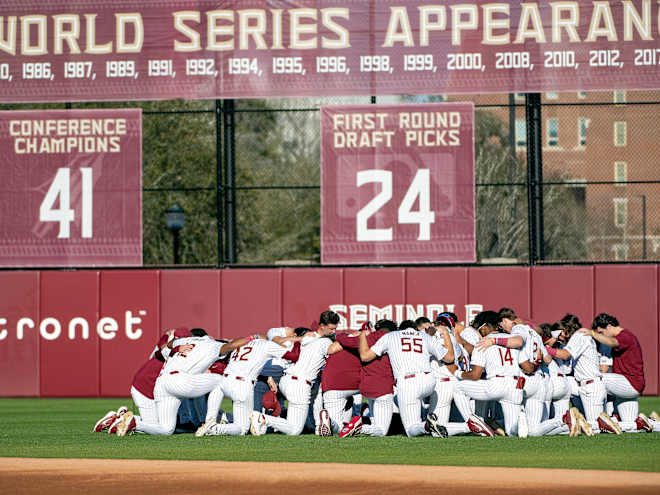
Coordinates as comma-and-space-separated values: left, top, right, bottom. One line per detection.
39, 168, 93, 239
356, 169, 434, 242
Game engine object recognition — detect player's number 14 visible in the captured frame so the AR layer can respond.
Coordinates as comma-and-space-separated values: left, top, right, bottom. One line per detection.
356, 169, 435, 242
39, 167, 93, 239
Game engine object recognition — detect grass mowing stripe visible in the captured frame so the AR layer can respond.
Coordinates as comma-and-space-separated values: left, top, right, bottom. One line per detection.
0, 397, 659, 472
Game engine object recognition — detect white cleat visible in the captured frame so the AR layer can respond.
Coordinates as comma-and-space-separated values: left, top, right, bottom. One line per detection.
318, 409, 332, 437
249, 411, 267, 436
195, 419, 217, 437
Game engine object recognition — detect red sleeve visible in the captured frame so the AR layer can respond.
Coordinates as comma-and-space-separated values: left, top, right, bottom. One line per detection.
336, 333, 359, 349
616, 330, 633, 351
282, 341, 301, 363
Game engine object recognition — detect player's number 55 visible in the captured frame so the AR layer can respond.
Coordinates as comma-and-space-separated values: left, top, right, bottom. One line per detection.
356, 169, 434, 242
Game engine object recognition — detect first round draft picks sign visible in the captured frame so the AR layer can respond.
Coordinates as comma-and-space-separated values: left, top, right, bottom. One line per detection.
321, 102, 475, 265
0, 109, 142, 267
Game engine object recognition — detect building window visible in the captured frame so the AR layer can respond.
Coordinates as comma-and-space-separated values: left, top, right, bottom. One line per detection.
614, 162, 627, 185
578, 118, 588, 146
546, 92, 559, 100
577, 91, 586, 99
614, 198, 628, 227
515, 119, 527, 148
613, 244, 628, 261
614, 121, 627, 146
614, 91, 626, 103
547, 119, 559, 147
515, 93, 525, 101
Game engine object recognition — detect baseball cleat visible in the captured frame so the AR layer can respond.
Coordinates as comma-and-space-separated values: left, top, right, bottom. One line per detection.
636, 413, 653, 433
318, 409, 332, 437
424, 413, 448, 438
649, 411, 660, 422
517, 411, 529, 438
219, 412, 229, 425
249, 411, 266, 436
117, 406, 128, 417
93, 410, 118, 433
116, 411, 136, 437
485, 417, 507, 436
563, 408, 581, 437
597, 412, 622, 435
339, 416, 363, 438
467, 414, 496, 438
195, 419, 217, 437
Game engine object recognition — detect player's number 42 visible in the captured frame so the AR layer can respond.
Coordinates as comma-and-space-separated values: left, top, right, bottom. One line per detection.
39, 167, 93, 239
356, 169, 435, 242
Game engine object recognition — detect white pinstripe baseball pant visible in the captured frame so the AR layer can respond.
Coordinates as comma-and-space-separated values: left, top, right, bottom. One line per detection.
577, 377, 606, 432
131, 386, 157, 425
361, 394, 394, 437
524, 375, 568, 436
264, 375, 311, 436
603, 373, 642, 432
428, 376, 471, 436
550, 375, 571, 420
207, 376, 253, 435
323, 388, 359, 434
396, 373, 436, 437
136, 372, 222, 435
458, 377, 523, 436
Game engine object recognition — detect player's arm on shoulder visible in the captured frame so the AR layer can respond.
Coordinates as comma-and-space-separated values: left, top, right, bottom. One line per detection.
456, 364, 483, 381
546, 344, 571, 360
219, 335, 254, 355
455, 330, 474, 355
577, 328, 619, 348
436, 328, 455, 363
327, 341, 343, 355
519, 359, 536, 374
359, 331, 378, 363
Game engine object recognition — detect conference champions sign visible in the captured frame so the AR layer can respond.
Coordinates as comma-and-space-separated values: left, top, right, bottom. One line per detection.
0, 109, 142, 267
0, 1, 659, 102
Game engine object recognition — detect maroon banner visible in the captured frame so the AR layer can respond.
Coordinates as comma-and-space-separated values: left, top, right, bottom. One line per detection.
1, 1, 660, 102
0, 109, 142, 267
321, 103, 475, 264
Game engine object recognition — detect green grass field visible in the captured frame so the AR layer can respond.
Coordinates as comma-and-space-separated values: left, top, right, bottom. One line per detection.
1, 397, 659, 472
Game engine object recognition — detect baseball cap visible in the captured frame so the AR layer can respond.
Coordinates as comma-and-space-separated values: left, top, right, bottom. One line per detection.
262, 390, 282, 417
434, 313, 455, 329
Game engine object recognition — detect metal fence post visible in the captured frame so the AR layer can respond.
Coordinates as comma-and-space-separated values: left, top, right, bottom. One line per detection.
215, 100, 224, 268
223, 99, 237, 264
525, 93, 544, 263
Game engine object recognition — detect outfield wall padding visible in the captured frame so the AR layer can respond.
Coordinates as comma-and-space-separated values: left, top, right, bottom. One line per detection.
0, 265, 657, 397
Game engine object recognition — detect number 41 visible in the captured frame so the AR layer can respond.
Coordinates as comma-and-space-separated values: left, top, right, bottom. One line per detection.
39, 167, 93, 239
356, 169, 435, 242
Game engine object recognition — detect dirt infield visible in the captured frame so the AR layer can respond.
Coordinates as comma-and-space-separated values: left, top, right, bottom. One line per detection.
1, 458, 659, 494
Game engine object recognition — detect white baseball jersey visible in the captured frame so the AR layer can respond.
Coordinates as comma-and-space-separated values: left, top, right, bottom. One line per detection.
371, 329, 448, 378
460, 327, 481, 346
470, 333, 523, 379
267, 327, 288, 340
223, 339, 288, 383
548, 345, 573, 376
161, 336, 223, 375
564, 332, 602, 381
517, 325, 548, 376
284, 334, 333, 382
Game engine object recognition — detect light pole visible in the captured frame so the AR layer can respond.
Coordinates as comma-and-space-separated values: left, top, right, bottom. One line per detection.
166, 204, 185, 264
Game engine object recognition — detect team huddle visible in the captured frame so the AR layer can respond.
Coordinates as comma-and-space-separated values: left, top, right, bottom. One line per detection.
94, 308, 660, 438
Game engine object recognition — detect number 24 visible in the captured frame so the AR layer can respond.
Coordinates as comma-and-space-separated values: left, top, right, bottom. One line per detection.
356, 169, 435, 242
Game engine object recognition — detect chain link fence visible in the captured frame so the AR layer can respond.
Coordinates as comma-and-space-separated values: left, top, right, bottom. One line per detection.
2, 90, 658, 266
